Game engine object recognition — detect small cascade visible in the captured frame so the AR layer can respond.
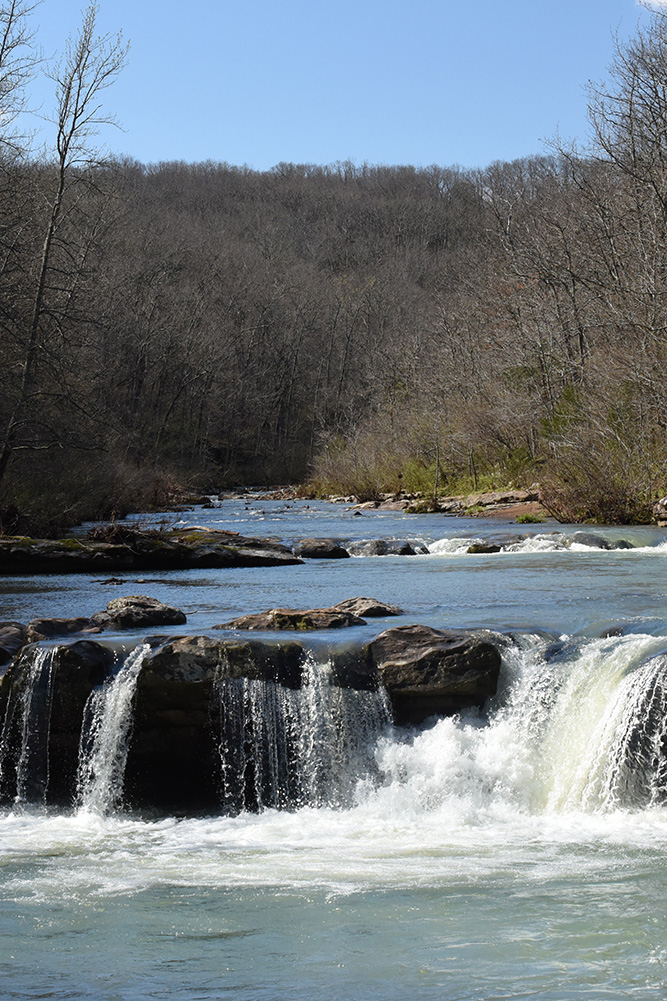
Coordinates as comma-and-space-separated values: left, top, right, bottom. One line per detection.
533, 635, 667, 812
368, 633, 667, 819
579, 654, 667, 809
216, 652, 392, 812
472, 633, 667, 814
0, 646, 58, 806
77, 644, 150, 814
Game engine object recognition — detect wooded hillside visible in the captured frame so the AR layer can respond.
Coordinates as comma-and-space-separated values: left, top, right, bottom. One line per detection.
2, 3, 667, 531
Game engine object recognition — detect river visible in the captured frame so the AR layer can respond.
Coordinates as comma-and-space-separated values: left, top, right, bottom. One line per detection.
1, 499, 667, 999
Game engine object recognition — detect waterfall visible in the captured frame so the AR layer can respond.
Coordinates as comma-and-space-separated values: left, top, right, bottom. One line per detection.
369, 633, 667, 818
77, 644, 150, 814
578, 654, 667, 809
0, 646, 58, 806
3, 632, 667, 817
216, 652, 393, 811
485, 633, 667, 812
532, 635, 667, 812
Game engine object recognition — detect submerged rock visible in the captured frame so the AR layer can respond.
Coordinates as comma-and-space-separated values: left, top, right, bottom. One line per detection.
466, 542, 502, 554
292, 538, 350, 559
367, 624, 501, 725
566, 532, 611, 550
346, 539, 425, 556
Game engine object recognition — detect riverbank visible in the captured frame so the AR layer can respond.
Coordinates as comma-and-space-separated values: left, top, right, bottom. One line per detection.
213, 485, 550, 520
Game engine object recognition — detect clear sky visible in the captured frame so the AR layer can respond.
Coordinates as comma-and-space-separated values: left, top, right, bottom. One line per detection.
25, 0, 659, 171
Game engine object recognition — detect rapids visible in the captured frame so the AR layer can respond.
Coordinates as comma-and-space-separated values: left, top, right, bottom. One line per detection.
2, 500, 667, 999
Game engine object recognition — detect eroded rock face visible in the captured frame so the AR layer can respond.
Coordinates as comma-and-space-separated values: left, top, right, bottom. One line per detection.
47, 643, 115, 803
0, 640, 114, 806
0, 619, 504, 812
126, 635, 306, 811
0, 622, 27, 666
218, 608, 366, 631
91, 595, 187, 630
367, 624, 501, 725
127, 636, 220, 812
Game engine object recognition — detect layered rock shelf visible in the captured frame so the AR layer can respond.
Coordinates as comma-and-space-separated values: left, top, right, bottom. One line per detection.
0, 528, 303, 574
0, 597, 503, 811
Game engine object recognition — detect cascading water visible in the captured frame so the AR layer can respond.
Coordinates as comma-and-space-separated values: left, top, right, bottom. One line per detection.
77, 643, 150, 814
367, 632, 667, 821
216, 651, 393, 812
2, 631, 667, 819
575, 651, 667, 810
0, 646, 58, 806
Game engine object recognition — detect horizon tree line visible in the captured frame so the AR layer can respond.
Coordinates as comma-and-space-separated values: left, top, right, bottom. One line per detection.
1, 2, 666, 532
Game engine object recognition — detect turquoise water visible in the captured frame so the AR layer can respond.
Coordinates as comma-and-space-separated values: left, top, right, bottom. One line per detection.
2, 501, 667, 999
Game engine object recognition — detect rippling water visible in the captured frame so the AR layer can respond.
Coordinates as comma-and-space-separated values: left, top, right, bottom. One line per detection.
2, 501, 667, 999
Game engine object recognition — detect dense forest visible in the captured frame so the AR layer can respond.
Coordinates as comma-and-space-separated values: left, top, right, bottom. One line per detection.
2, 1, 667, 533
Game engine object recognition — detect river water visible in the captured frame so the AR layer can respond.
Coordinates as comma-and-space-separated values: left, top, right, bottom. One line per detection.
2, 500, 667, 999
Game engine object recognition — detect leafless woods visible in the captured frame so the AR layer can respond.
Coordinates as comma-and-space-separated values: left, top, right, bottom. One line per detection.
1, 5, 666, 531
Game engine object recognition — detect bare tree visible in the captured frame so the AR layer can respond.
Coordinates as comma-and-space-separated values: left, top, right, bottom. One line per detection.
0, 1, 127, 488
0, 0, 40, 156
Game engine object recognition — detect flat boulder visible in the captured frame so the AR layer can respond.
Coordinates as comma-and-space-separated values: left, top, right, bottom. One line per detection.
292, 538, 350, 559
26, 616, 97, 643
0, 529, 303, 573
217, 607, 365, 630
142, 634, 304, 688
367, 624, 501, 725
91, 595, 187, 630
332, 597, 403, 617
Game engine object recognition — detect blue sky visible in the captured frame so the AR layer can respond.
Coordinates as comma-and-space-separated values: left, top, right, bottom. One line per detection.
27, 0, 657, 171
